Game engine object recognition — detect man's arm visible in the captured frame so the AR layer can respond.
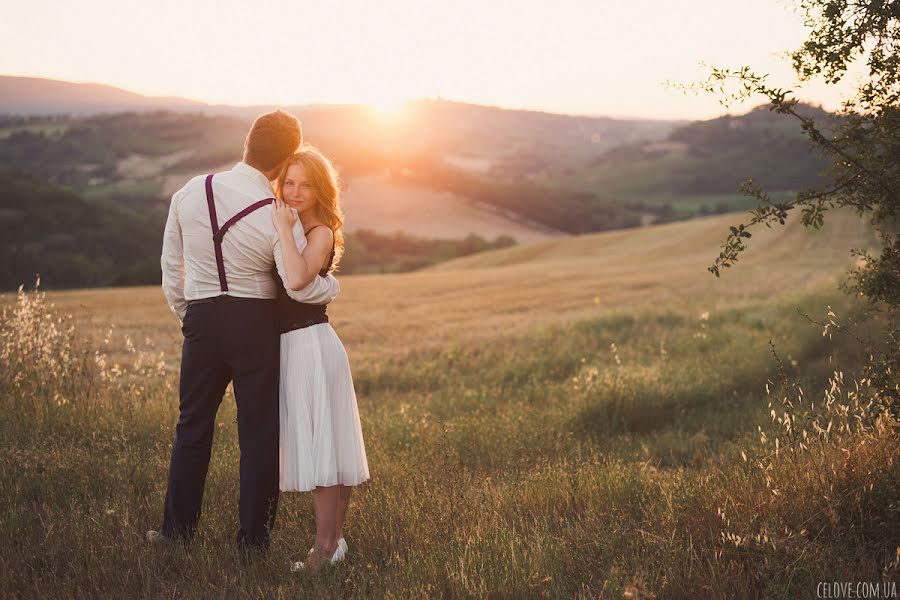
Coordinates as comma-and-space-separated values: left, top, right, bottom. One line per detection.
274, 221, 340, 304
161, 190, 187, 321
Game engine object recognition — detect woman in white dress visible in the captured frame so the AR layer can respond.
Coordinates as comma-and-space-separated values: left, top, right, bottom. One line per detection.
271, 147, 369, 573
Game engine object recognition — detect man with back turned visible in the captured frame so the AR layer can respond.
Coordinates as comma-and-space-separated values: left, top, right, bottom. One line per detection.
149, 109, 340, 556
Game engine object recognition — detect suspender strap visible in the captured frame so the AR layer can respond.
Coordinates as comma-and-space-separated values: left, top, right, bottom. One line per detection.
204, 173, 276, 294
214, 198, 275, 243
204, 174, 228, 292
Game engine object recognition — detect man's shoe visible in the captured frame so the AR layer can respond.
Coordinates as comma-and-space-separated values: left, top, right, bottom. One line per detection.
146, 530, 165, 543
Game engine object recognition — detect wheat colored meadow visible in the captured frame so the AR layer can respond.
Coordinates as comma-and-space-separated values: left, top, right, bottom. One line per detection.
1, 210, 897, 599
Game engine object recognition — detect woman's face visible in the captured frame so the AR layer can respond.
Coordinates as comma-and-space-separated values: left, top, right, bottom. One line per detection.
281, 164, 316, 214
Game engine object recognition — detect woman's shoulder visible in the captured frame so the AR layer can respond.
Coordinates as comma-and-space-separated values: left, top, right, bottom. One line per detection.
304, 223, 334, 251
303, 222, 331, 235
304, 222, 334, 239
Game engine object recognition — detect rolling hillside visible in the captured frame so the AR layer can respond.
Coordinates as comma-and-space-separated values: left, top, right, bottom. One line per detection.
496, 103, 832, 217
0, 170, 164, 289
33, 207, 875, 365
0, 96, 675, 240
0, 75, 207, 115
1, 203, 886, 599
0, 75, 838, 284
0, 170, 521, 290
340, 173, 564, 243
0, 103, 827, 238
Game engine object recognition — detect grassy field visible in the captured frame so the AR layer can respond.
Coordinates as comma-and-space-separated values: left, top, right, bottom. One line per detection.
340, 173, 564, 243
0, 209, 897, 598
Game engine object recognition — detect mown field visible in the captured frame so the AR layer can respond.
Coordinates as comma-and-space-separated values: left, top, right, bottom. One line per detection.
1, 210, 897, 599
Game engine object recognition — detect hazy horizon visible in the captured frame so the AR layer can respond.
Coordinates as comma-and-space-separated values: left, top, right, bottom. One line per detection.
0, 0, 863, 121
0, 71, 842, 123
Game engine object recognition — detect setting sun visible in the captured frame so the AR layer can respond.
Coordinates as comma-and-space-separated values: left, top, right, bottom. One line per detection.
0, 0, 857, 119
365, 93, 410, 119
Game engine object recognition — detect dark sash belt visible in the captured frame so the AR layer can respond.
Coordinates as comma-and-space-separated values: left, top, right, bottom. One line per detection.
187, 295, 274, 307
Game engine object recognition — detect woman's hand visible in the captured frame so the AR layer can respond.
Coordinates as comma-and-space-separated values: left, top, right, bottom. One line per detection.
272, 199, 298, 233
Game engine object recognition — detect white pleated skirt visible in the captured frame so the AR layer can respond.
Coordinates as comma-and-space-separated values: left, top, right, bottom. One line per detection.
279, 323, 369, 492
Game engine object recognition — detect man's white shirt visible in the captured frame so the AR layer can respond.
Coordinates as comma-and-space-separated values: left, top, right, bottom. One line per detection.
161, 162, 340, 320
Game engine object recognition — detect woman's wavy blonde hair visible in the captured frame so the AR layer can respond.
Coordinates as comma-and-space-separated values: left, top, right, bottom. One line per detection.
275, 146, 344, 272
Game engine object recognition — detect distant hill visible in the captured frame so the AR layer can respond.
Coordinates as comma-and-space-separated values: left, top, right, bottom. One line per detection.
656, 102, 831, 193
0, 170, 164, 288
0, 169, 524, 290
0, 76, 208, 115
526, 102, 833, 218
0, 77, 684, 237
0, 75, 832, 241
0, 75, 678, 154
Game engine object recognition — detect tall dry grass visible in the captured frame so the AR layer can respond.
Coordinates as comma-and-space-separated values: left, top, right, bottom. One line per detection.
0, 275, 896, 598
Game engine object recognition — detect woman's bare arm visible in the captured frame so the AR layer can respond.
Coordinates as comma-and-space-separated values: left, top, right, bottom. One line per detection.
272, 200, 333, 290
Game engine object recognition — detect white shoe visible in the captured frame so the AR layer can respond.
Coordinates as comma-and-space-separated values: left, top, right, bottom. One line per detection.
305, 538, 347, 558
291, 543, 345, 572
331, 542, 346, 562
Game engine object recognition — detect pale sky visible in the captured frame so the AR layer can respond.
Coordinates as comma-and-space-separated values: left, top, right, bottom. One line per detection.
0, 0, 862, 119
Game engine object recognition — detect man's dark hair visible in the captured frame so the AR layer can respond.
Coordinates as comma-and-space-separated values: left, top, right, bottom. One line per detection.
243, 109, 302, 173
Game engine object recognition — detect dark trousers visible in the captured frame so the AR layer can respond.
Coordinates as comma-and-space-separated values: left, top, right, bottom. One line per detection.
161, 296, 280, 551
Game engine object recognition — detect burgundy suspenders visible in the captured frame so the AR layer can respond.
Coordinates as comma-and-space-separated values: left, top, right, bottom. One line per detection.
204, 173, 275, 293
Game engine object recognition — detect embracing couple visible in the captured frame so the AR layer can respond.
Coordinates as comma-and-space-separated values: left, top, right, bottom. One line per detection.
150, 109, 369, 573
